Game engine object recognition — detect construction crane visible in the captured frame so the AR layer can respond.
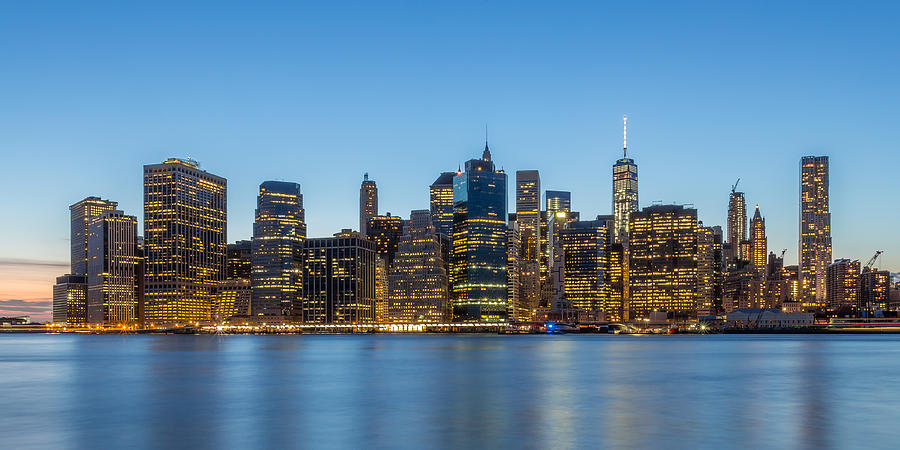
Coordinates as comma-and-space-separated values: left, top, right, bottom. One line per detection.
864, 251, 883, 270
731, 178, 741, 194
780, 249, 787, 260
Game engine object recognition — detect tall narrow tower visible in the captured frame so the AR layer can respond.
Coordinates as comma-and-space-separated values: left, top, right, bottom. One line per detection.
515, 170, 541, 314
800, 156, 832, 307
359, 173, 378, 236
727, 182, 747, 262
750, 205, 767, 269
613, 115, 638, 243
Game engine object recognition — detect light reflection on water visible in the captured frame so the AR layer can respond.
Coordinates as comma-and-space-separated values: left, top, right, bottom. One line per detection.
1, 334, 899, 449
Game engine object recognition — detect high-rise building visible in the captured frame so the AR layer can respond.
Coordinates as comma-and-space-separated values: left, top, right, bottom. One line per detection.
612, 116, 638, 243
375, 257, 389, 323
561, 219, 611, 314
303, 230, 376, 323
506, 221, 523, 321
750, 205, 767, 269
826, 259, 860, 308
388, 210, 449, 323
727, 189, 747, 262
143, 158, 227, 324
604, 242, 625, 322
628, 205, 700, 319
516, 170, 541, 318
697, 225, 717, 316
52, 274, 87, 326
450, 142, 508, 322
86, 210, 140, 325
429, 172, 456, 238
226, 240, 252, 281
367, 213, 404, 268
359, 173, 378, 236
70, 197, 118, 275
860, 268, 890, 313
251, 181, 306, 319
799, 156, 832, 308
545, 190, 571, 213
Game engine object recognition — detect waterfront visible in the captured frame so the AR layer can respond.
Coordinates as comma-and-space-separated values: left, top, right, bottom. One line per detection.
2, 334, 899, 449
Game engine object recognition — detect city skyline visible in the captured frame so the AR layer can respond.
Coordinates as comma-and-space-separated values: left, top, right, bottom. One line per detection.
3, 1, 900, 321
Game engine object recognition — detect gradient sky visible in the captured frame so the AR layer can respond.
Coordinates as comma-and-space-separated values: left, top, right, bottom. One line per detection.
2, 1, 898, 320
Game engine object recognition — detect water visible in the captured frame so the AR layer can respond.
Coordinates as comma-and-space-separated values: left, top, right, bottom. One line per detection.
1, 334, 898, 449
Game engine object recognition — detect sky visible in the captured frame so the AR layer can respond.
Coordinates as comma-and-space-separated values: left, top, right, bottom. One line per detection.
1, 1, 898, 321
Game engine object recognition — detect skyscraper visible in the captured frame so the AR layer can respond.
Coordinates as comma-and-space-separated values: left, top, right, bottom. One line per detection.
561, 219, 611, 314
628, 205, 700, 319
70, 197, 118, 275
251, 181, 306, 319
826, 259, 860, 308
303, 230, 376, 323
750, 205, 767, 269
612, 115, 638, 243
545, 190, 571, 213
367, 213, 404, 268
799, 155, 832, 307
506, 220, 523, 321
515, 170, 541, 317
143, 158, 227, 324
86, 210, 140, 325
450, 142, 508, 322
359, 173, 378, 236
388, 210, 449, 323
727, 188, 747, 262
429, 172, 456, 238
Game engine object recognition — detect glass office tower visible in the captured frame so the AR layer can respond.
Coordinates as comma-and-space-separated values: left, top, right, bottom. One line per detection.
450, 143, 508, 322
251, 181, 306, 319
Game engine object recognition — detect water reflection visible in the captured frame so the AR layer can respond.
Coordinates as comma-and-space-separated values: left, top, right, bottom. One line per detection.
2, 334, 900, 449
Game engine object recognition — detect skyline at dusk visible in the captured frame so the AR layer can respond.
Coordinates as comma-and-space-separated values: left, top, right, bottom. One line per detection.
2, 1, 900, 321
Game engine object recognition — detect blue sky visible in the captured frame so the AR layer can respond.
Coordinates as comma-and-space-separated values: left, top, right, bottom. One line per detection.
1, 1, 898, 317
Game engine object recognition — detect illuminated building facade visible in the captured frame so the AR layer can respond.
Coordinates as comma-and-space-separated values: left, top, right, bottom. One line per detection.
604, 242, 625, 322
214, 279, 251, 322
143, 158, 227, 324
697, 225, 717, 315
375, 257, 389, 323
750, 206, 767, 269
540, 209, 580, 304
561, 219, 611, 313
70, 197, 118, 275
227, 240, 252, 281
388, 210, 449, 322
506, 221, 523, 320
86, 210, 140, 325
612, 116, 638, 243
368, 213, 404, 268
251, 181, 306, 319
52, 274, 87, 325
799, 156, 832, 308
727, 190, 747, 262
545, 190, 571, 213
516, 170, 541, 318
860, 269, 890, 312
826, 259, 860, 308
450, 143, 508, 322
628, 205, 700, 319
429, 172, 456, 238
303, 230, 376, 323
359, 173, 378, 236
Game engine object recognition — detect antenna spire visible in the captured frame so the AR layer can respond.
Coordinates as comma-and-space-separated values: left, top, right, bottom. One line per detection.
623, 114, 628, 158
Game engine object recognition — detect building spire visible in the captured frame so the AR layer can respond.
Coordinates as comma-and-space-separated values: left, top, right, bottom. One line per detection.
482, 124, 491, 161
623, 114, 628, 159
